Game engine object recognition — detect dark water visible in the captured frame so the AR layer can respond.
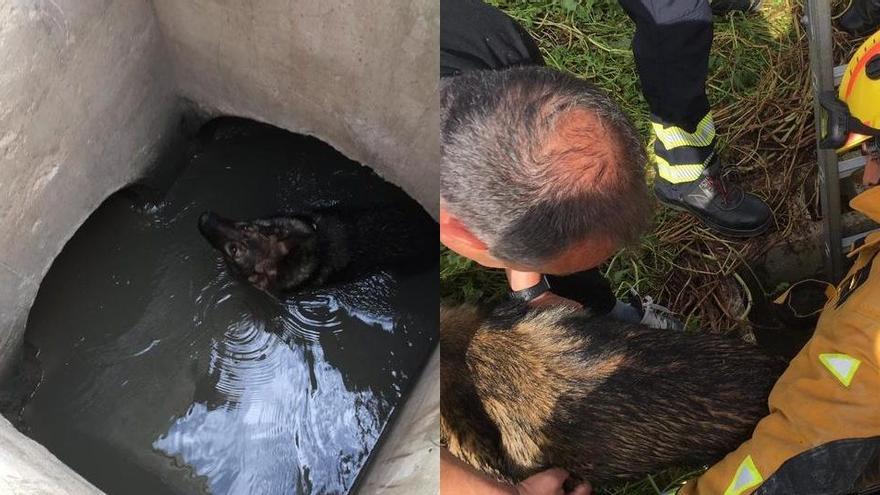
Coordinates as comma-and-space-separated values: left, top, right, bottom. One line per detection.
19, 120, 438, 495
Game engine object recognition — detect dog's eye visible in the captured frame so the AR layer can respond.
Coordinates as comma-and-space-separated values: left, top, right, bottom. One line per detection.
225, 243, 241, 256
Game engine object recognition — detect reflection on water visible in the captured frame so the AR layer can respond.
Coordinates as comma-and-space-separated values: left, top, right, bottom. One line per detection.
154, 275, 402, 495
20, 120, 437, 495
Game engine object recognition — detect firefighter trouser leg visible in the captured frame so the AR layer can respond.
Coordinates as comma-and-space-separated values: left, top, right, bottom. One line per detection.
617, 0, 717, 183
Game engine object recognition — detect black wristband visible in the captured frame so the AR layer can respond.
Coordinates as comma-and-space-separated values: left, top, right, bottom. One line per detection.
510, 275, 551, 302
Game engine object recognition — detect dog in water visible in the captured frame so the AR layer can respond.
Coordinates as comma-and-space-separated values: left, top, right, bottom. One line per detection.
198, 207, 435, 293
198, 211, 352, 292
441, 301, 784, 486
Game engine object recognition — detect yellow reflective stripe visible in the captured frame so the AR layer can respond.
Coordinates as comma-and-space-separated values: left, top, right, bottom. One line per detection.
654, 154, 705, 184
652, 114, 715, 149
724, 455, 763, 495
819, 353, 861, 387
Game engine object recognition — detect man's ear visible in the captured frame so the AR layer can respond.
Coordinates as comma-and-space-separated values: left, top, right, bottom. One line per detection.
440, 208, 488, 251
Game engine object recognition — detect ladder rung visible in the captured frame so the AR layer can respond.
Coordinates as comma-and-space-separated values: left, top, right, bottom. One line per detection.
834, 64, 847, 87
839, 155, 867, 178
842, 228, 880, 250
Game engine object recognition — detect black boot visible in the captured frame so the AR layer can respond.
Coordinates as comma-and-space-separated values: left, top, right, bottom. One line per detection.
839, 0, 880, 36
654, 161, 771, 237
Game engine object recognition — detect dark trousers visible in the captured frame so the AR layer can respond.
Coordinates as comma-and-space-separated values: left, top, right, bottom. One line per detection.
553, 1, 714, 310
441, 0, 712, 311
548, 269, 617, 315
618, 0, 713, 131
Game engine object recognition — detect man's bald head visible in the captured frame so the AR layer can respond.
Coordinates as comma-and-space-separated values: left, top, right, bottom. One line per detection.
441, 66, 650, 266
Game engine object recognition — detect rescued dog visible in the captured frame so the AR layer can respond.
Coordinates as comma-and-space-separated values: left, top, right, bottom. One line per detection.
441, 301, 785, 486
198, 208, 433, 293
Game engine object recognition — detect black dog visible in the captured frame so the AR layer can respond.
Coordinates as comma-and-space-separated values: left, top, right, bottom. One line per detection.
441, 301, 784, 486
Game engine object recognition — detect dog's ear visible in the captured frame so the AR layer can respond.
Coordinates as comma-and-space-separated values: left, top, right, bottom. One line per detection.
277, 228, 315, 256
276, 239, 290, 256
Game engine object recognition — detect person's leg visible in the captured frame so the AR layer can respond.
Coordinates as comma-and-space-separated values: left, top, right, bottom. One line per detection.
620, 0, 713, 136
839, 0, 880, 35
619, 0, 771, 237
548, 269, 682, 330
547, 269, 617, 316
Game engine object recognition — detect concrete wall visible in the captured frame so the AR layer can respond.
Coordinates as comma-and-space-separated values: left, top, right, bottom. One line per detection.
0, 415, 101, 495
0, 0, 179, 375
0, 2, 184, 492
150, 0, 439, 217
358, 347, 440, 494
0, 0, 438, 493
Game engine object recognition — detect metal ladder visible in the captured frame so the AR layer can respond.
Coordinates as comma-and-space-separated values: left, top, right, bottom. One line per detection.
806, 0, 880, 281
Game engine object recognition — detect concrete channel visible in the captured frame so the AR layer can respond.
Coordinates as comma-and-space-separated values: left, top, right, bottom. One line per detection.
0, 1, 438, 493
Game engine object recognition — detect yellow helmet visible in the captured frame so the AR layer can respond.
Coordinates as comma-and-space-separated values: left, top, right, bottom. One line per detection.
837, 30, 880, 153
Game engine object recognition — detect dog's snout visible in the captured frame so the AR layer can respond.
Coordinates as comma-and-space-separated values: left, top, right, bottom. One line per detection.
198, 211, 233, 249
199, 211, 211, 227
198, 211, 215, 233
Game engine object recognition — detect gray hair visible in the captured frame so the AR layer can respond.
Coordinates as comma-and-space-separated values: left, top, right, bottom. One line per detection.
441, 66, 650, 266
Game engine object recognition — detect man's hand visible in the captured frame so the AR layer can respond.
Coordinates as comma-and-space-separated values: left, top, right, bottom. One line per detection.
442, 448, 591, 495
514, 468, 592, 495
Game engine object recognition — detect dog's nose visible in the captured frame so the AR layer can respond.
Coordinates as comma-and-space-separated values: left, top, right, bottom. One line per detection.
198, 211, 216, 233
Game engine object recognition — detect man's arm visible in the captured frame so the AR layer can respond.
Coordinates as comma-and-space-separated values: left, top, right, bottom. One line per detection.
441, 448, 514, 495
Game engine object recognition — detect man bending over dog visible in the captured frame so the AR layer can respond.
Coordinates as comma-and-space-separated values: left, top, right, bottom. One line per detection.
440, 0, 680, 330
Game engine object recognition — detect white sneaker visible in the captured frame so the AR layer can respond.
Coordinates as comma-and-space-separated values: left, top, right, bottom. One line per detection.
636, 294, 684, 331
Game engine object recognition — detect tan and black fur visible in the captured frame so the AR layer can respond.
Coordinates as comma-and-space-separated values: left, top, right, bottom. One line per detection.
198, 212, 350, 292
198, 207, 436, 294
441, 301, 785, 486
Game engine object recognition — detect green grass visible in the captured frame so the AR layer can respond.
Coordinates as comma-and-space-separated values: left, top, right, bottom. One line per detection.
442, 0, 865, 327
440, 247, 509, 303
441, 1, 867, 493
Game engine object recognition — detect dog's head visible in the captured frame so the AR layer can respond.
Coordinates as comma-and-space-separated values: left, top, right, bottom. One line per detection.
198, 211, 318, 291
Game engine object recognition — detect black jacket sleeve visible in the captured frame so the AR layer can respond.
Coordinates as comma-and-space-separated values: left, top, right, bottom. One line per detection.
440, 0, 544, 77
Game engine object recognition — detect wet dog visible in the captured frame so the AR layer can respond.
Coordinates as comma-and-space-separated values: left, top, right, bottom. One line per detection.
198, 212, 352, 292
441, 301, 784, 486
198, 208, 434, 293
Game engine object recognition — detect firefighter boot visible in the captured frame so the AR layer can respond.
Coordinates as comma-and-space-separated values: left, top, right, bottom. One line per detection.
654, 160, 771, 237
